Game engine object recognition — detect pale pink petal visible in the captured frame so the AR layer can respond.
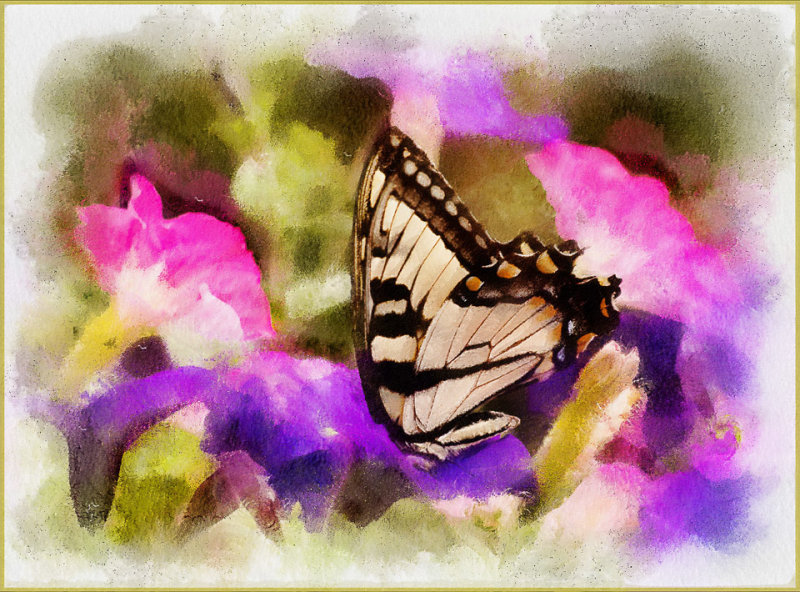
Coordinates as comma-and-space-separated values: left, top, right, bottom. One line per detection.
390, 85, 444, 161
166, 257, 271, 341
113, 261, 183, 327
128, 173, 164, 224
434, 494, 522, 530
165, 401, 210, 437
539, 463, 648, 542
177, 284, 246, 343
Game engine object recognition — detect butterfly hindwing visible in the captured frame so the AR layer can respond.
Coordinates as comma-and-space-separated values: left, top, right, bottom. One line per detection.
411, 296, 561, 434
353, 127, 621, 459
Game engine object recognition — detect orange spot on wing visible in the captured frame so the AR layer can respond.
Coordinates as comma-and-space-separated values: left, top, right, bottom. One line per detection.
466, 276, 483, 291
577, 332, 597, 354
497, 261, 521, 279
536, 251, 559, 274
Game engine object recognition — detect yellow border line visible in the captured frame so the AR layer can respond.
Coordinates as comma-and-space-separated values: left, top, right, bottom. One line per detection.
2, 2, 6, 590
0, 2, 797, 592
0, 1, 798, 4
2, 588, 799, 591
794, 3, 800, 586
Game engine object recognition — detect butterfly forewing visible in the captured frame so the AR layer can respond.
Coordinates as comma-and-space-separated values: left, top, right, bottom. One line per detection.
353, 127, 621, 458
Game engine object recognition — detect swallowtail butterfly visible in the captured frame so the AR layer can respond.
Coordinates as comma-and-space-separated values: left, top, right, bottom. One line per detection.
353, 127, 621, 460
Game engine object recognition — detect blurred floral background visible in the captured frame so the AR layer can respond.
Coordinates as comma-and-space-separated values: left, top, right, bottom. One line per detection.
5, 4, 795, 587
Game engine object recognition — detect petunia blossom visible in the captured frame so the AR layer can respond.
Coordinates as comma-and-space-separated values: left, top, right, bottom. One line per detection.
637, 469, 753, 551
526, 141, 743, 334
73, 174, 274, 371
309, 40, 568, 157
437, 53, 568, 145
60, 351, 539, 533
208, 351, 537, 520
203, 351, 403, 526
412, 434, 535, 501
536, 462, 648, 544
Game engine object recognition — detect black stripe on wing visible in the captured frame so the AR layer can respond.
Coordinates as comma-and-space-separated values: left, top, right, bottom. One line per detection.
373, 352, 533, 394
370, 277, 411, 302
369, 279, 417, 338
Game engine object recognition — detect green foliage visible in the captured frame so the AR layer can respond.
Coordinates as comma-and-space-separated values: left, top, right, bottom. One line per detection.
230, 122, 356, 355
11, 420, 622, 584
29, 42, 393, 361
328, 498, 460, 560
255, 57, 391, 163
504, 47, 734, 164
292, 300, 354, 361
14, 265, 110, 394
105, 424, 215, 546
439, 136, 560, 244
133, 72, 238, 176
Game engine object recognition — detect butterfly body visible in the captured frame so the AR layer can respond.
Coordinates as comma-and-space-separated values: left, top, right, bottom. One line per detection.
353, 127, 620, 459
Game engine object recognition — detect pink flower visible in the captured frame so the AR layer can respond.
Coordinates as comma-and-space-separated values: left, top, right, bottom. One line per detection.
526, 141, 743, 331
538, 463, 648, 543
75, 174, 274, 343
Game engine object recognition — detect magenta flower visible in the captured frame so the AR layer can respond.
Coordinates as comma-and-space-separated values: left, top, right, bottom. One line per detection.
75, 174, 275, 343
526, 141, 743, 332
521, 141, 755, 550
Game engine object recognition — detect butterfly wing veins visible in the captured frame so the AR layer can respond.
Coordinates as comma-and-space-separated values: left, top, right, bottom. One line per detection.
353, 127, 621, 459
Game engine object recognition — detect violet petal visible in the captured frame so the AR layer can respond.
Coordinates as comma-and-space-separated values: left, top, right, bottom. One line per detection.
64, 367, 221, 527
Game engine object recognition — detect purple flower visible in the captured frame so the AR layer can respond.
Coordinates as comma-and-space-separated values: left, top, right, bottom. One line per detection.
201, 352, 402, 527
638, 470, 753, 551
60, 366, 222, 527
438, 53, 568, 144
309, 42, 569, 149
412, 435, 536, 501
60, 351, 538, 532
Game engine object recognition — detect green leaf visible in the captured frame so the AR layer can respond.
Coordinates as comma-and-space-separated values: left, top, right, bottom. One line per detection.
105, 423, 215, 545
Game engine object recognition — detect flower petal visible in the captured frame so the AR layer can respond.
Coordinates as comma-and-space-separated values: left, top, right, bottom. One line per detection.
439, 53, 569, 143
411, 435, 536, 501
532, 342, 644, 513
526, 141, 743, 331
75, 204, 141, 291
75, 174, 275, 341
128, 173, 164, 224
62, 367, 222, 527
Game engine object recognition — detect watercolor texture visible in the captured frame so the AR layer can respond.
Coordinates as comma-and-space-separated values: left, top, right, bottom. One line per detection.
4, 4, 795, 588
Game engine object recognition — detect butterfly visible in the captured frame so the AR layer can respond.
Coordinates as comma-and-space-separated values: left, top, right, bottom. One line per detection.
352, 127, 621, 460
